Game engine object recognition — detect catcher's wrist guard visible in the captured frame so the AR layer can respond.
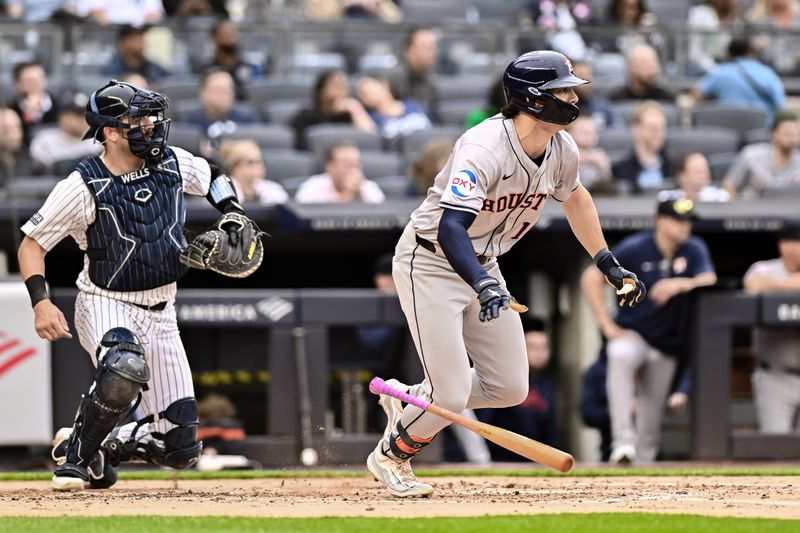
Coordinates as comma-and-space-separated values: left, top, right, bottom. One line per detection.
180, 212, 266, 278
207, 172, 244, 214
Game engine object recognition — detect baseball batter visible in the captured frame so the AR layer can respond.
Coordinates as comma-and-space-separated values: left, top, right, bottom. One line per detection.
17, 80, 263, 490
367, 51, 646, 497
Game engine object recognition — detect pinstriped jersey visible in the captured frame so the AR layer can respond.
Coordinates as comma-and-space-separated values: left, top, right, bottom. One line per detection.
411, 114, 581, 258
21, 146, 211, 306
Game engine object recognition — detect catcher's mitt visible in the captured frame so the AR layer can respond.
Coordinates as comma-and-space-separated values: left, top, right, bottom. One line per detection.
180, 212, 266, 278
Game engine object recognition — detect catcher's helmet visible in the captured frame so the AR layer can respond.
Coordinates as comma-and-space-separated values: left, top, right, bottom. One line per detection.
83, 80, 171, 162
503, 50, 589, 125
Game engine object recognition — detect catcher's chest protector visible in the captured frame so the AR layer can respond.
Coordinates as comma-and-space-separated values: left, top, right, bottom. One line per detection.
78, 148, 190, 291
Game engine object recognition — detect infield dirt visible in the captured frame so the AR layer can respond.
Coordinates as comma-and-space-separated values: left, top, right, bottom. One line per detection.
1, 476, 798, 519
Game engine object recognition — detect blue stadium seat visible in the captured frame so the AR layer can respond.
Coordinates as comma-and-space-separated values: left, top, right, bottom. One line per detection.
360, 151, 404, 180
262, 149, 317, 182
305, 125, 384, 155
665, 127, 740, 165
220, 124, 295, 150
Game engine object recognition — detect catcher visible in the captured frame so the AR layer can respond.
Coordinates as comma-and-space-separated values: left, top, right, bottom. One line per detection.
17, 80, 264, 491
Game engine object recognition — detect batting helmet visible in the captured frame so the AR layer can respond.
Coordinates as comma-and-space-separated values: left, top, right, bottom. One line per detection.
502, 50, 589, 125
83, 80, 171, 163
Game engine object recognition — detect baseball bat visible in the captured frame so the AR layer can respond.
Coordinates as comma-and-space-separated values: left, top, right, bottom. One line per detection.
369, 377, 574, 473
292, 327, 318, 466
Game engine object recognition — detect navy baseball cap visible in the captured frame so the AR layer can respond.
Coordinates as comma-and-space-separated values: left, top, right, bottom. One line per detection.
657, 198, 698, 221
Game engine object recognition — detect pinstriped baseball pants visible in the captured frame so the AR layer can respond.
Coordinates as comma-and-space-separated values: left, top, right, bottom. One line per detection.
74, 291, 194, 441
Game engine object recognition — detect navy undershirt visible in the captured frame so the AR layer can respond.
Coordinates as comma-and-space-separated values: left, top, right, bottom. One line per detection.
437, 208, 489, 288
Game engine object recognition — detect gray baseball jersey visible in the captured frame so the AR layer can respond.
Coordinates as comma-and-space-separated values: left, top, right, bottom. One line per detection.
411, 114, 581, 257
388, 115, 581, 441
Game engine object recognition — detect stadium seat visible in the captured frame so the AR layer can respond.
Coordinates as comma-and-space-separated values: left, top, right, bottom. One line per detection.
247, 77, 315, 116
168, 122, 204, 154
438, 100, 484, 126
472, 0, 528, 24
692, 104, 767, 135
665, 127, 740, 165
648, 0, 692, 29
160, 76, 202, 103
6, 176, 59, 200
171, 100, 257, 122
395, 126, 465, 156
402, 0, 471, 23
262, 149, 317, 182
374, 175, 413, 199
359, 151, 404, 180
596, 129, 635, 153
614, 100, 681, 128
220, 124, 295, 150
742, 128, 770, 146
707, 152, 738, 182
262, 100, 306, 125
280, 175, 307, 196
433, 75, 493, 102
305, 125, 384, 155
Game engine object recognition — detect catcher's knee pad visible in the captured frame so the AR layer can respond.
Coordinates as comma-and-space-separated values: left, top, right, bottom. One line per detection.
65, 332, 149, 466
160, 397, 203, 469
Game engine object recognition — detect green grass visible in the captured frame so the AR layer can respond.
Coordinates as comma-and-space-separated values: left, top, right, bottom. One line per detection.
3, 466, 800, 481
0, 514, 796, 533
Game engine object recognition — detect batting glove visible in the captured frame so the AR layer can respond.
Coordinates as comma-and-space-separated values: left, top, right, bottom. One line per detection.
594, 248, 646, 308
473, 277, 510, 322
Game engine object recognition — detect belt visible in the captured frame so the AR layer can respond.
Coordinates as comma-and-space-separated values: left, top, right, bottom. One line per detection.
758, 361, 800, 377
415, 234, 489, 265
132, 301, 167, 312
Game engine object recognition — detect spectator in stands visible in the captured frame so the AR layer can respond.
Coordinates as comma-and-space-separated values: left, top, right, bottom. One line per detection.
408, 138, 452, 196
357, 76, 432, 141
4, 0, 77, 21
119, 73, 151, 90
723, 110, 800, 198
8, 60, 59, 147
610, 44, 674, 102
743, 220, 800, 433
568, 115, 614, 193
183, 69, 256, 140
197, 393, 246, 457
476, 319, 559, 460
29, 90, 102, 170
687, 0, 745, 74
101, 25, 169, 82
573, 61, 621, 130
665, 152, 730, 202
295, 141, 385, 203
580, 346, 612, 461
304, 0, 401, 22
290, 70, 376, 151
0, 109, 39, 184
612, 101, 672, 194
75, 0, 163, 25
693, 37, 786, 127
219, 139, 289, 205
384, 26, 439, 117
528, 1, 593, 59
747, 0, 800, 29
204, 19, 263, 101
581, 198, 716, 464
606, 0, 654, 26
464, 78, 504, 129
163, 0, 228, 18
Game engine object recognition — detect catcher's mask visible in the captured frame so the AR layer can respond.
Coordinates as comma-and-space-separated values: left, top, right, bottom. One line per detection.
502, 50, 589, 125
83, 80, 171, 163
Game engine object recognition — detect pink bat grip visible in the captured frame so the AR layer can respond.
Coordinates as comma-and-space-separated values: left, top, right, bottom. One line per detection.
369, 377, 430, 410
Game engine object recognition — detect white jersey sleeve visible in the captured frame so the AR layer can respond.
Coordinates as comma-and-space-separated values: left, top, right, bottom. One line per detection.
550, 131, 581, 202
21, 172, 94, 251
171, 146, 211, 197
437, 142, 499, 215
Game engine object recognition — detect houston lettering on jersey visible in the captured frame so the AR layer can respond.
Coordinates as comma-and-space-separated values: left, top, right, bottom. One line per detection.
482, 192, 548, 213
119, 168, 150, 184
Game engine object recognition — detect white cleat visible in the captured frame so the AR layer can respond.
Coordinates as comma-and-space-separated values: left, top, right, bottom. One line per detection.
367, 443, 433, 498
610, 444, 637, 466
51, 472, 88, 491
378, 378, 408, 440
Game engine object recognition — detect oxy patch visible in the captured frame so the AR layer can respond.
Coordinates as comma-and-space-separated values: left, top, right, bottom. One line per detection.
450, 169, 477, 199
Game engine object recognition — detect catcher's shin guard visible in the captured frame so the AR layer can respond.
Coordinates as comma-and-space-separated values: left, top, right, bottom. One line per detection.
105, 397, 203, 470
61, 332, 149, 468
